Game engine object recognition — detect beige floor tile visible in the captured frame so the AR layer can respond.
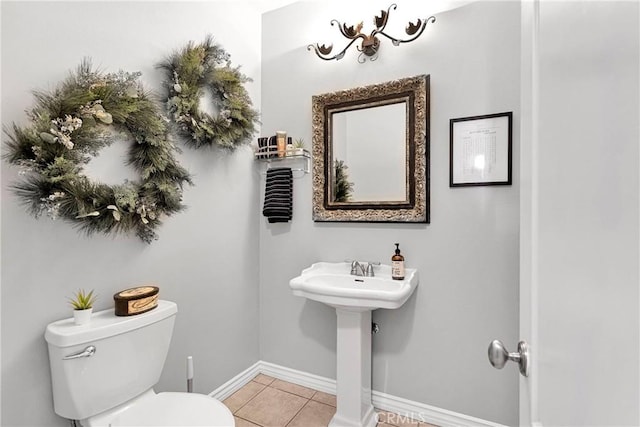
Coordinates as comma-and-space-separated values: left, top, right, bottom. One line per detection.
223, 381, 267, 413
377, 423, 395, 427
287, 400, 336, 427
236, 386, 308, 426
234, 416, 261, 427
270, 378, 316, 399
311, 390, 336, 407
253, 373, 276, 385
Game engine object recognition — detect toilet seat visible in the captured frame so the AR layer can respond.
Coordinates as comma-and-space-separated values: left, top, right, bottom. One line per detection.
86, 391, 234, 426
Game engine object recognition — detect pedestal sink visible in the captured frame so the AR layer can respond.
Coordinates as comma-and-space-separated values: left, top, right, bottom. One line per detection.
290, 262, 419, 427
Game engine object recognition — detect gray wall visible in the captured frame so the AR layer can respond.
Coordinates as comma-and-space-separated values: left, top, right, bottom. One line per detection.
260, 2, 520, 425
1, 2, 263, 426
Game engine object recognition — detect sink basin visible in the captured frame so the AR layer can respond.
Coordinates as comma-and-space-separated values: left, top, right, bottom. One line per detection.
289, 262, 419, 311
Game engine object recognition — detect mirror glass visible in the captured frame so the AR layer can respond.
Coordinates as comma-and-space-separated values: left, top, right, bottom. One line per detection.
331, 102, 406, 202
312, 75, 430, 222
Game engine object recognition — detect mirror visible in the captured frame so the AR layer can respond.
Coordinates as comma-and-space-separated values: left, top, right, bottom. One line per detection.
312, 75, 429, 222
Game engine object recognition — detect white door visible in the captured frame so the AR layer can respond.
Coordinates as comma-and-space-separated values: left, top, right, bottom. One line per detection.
518, 1, 639, 425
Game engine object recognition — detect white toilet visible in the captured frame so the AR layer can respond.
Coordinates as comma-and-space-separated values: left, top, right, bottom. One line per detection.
44, 300, 234, 426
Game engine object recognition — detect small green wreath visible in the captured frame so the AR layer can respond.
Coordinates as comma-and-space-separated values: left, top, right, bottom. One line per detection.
158, 36, 259, 149
3, 60, 192, 243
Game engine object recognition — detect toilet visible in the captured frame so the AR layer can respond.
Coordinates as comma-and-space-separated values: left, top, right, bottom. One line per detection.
44, 300, 234, 426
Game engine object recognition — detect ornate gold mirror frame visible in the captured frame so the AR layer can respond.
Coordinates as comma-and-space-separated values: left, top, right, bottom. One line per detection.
312, 75, 429, 222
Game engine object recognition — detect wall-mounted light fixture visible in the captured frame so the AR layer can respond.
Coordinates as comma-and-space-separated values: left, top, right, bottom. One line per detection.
307, 4, 436, 63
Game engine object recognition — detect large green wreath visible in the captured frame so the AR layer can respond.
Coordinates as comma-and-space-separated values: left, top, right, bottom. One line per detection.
158, 36, 259, 149
3, 60, 192, 243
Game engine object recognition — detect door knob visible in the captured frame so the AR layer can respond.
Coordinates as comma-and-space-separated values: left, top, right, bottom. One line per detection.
488, 340, 529, 377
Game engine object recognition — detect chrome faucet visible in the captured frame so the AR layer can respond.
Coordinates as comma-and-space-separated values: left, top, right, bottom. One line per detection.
350, 260, 365, 276
350, 261, 379, 277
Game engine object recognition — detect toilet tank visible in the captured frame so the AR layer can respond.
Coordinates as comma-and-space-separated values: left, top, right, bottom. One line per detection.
44, 300, 178, 420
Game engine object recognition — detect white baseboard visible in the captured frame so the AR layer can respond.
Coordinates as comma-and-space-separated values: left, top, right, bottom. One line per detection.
210, 361, 506, 427
371, 391, 506, 427
257, 361, 337, 395
208, 361, 262, 401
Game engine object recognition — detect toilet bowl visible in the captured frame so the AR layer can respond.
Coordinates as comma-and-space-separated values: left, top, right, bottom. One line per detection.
85, 390, 233, 426
44, 300, 234, 426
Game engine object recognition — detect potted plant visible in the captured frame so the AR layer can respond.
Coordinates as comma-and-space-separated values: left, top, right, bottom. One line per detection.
69, 289, 97, 325
293, 138, 306, 156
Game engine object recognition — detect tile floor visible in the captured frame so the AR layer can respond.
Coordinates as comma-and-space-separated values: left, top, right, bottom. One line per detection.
222, 374, 438, 427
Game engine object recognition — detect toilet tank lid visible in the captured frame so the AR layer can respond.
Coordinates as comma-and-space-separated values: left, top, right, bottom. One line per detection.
45, 300, 177, 348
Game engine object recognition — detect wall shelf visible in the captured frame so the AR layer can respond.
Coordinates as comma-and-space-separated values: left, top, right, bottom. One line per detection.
254, 148, 311, 176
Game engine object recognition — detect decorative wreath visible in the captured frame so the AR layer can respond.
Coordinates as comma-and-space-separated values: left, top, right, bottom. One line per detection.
158, 36, 259, 149
3, 60, 192, 243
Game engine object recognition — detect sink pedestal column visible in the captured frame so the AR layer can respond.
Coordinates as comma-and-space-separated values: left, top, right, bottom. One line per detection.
329, 308, 377, 427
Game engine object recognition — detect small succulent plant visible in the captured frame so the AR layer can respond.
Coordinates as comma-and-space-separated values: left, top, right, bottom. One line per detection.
293, 138, 305, 149
68, 289, 97, 310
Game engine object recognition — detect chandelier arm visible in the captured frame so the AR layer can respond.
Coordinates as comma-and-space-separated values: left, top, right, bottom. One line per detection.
331, 19, 362, 40
375, 16, 435, 46
374, 3, 397, 32
307, 36, 364, 61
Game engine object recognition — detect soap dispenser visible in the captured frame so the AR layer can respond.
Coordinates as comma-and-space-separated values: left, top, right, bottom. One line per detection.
391, 243, 405, 280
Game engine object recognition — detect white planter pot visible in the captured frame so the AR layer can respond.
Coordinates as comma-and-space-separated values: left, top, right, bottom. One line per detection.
73, 308, 93, 326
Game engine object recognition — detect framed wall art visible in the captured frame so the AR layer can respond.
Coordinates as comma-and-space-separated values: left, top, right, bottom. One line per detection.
450, 112, 512, 187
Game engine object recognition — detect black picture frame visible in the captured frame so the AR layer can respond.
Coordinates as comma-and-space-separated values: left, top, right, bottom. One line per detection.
450, 112, 512, 187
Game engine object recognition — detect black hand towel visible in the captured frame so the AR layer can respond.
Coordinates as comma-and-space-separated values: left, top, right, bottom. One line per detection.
263, 167, 293, 223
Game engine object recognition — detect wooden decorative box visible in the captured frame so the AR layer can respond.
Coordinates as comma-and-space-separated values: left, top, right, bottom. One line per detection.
113, 286, 159, 316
